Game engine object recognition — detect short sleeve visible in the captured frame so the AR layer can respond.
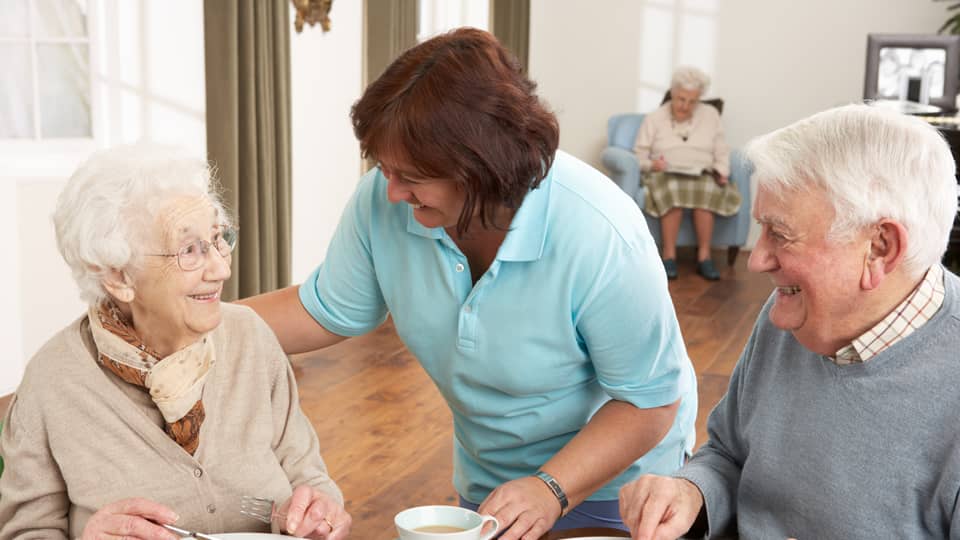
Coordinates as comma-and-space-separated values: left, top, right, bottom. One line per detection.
298, 171, 388, 336
575, 228, 690, 409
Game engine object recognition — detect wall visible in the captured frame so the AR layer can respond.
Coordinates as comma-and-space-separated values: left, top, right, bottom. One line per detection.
529, 0, 645, 166
716, 0, 948, 150
529, 0, 948, 243
531, 0, 948, 159
289, 1, 364, 282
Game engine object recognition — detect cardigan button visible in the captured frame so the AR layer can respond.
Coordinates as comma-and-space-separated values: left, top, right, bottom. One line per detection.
207, 504, 217, 513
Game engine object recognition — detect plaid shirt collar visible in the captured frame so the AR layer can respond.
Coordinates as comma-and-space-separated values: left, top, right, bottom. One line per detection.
833, 265, 945, 365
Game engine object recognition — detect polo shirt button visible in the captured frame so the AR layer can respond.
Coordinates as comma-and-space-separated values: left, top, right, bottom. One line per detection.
455, 263, 465, 272
463, 305, 472, 313
207, 504, 217, 513
194, 468, 203, 478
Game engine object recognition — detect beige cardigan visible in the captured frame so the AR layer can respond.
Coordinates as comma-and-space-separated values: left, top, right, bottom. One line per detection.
0, 304, 342, 539
633, 102, 730, 177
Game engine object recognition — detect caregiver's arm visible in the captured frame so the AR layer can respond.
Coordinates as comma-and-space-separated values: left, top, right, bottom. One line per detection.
239, 285, 347, 354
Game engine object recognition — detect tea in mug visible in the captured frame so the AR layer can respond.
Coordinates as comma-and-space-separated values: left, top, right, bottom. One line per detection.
413, 525, 468, 533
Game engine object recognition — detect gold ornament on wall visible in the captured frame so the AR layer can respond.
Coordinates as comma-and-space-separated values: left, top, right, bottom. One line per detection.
291, 0, 333, 33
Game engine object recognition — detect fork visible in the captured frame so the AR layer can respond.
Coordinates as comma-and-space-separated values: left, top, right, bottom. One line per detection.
159, 522, 224, 540
239, 495, 280, 525
240, 495, 336, 533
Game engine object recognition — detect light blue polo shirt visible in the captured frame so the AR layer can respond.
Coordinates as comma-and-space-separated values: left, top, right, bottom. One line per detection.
300, 150, 696, 503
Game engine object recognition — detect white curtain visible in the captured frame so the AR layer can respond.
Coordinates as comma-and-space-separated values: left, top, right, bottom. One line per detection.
0, 43, 34, 138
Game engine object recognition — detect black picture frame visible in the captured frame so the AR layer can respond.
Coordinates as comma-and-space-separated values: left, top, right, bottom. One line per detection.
864, 33, 960, 112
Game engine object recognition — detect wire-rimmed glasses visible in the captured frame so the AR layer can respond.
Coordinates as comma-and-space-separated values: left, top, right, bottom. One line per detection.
145, 226, 238, 271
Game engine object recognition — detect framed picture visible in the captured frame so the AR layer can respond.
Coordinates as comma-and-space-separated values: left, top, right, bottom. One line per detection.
863, 33, 960, 112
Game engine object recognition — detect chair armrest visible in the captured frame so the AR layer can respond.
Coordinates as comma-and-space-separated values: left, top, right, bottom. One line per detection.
601, 146, 645, 205
728, 149, 754, 244
601, 146, 639, 177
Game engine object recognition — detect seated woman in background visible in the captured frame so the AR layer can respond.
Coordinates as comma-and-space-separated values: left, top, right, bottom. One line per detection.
0, 145, 350, 540
634, 65, 741, 281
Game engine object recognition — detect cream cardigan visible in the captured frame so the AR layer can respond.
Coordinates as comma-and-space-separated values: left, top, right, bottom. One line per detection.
0, 303, 342, 539
633, 102, 730, 177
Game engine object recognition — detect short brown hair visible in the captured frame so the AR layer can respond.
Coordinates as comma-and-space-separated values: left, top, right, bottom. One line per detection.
351, 27, 560, 235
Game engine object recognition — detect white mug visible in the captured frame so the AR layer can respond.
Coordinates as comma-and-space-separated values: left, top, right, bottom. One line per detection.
395, 505, 500, 540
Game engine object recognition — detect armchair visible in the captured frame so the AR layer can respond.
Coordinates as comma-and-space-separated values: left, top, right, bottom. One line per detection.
600, 112, 752, 265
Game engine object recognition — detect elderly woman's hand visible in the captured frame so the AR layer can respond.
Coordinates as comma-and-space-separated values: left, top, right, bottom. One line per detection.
652, 154, 668, 172
714, 174, 729, 186
477, 476, 562, 540
277, 485, 352, 539
81, 497, 180, 540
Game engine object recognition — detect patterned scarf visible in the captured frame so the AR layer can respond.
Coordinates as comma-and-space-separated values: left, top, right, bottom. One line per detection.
88, 302, 215, 455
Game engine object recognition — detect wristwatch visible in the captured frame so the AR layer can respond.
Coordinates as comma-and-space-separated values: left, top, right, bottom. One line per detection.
533, 470, 569, 513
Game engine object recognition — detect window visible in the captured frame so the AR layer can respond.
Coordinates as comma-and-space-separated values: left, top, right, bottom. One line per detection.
417, 0, 489, 43
0, 0, 92, 139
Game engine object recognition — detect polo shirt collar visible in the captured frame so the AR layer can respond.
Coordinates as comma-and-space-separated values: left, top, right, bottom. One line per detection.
497, 176, 551, 262
403, 175, 553, 262
406, 208, 444, 239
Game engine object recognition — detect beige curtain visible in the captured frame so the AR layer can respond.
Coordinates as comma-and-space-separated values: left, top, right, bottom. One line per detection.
491, 0, 530, 73
365, 0, 419, 86
203, 0, 292, 301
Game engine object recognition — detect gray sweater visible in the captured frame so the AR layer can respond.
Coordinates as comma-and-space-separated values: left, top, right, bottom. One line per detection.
679, 268, 960, 539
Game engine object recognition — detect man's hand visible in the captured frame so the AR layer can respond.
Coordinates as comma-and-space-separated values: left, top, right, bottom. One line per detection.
478, 475, 562, 540
619, 475, 704, 540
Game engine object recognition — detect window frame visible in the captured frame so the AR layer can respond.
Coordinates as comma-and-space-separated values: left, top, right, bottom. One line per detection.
0, 0, 103, 175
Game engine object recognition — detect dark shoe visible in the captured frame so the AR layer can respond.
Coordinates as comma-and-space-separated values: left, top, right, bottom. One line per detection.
697, 259, 721, 281
663, 259, 678, 280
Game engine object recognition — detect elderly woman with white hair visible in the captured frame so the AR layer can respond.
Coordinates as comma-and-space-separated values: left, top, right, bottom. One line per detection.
633, 65, 741, 280
0, 145, 351, 540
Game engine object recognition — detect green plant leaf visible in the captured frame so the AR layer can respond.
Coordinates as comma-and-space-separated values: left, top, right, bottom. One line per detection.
939, 12, 960, 33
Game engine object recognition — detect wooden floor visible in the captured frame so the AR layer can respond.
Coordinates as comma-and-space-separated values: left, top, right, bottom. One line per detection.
290, 251, 773, 539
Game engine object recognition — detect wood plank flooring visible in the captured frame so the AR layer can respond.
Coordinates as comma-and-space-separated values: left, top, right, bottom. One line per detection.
290, 251, 773, 539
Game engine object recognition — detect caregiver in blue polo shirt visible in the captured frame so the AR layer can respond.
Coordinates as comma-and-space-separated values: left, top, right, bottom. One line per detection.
243, 27, 696, 539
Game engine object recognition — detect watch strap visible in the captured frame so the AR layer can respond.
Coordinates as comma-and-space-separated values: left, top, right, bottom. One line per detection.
533, 470, 569, 512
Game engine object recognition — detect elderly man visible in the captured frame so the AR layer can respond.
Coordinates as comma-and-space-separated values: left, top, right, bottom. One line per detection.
618, 104, 960, 539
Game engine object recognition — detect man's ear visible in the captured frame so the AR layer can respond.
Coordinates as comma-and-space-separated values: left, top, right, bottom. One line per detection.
861, 220, 908, 291
101, 269, 135, 304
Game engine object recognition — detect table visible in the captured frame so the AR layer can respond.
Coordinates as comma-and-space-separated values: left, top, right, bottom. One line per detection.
542, 528, 630, 539
395, 527, 630, 540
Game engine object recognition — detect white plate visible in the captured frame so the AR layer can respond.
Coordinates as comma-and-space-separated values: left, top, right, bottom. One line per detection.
563, 537, 629, 540
393, 535, 626, 540
212, 534, 299, 539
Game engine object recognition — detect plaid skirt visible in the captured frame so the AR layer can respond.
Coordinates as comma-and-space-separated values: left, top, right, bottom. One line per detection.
642, 171, 743, 218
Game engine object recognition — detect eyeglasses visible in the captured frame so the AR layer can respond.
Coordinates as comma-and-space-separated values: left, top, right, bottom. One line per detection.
145, 226, 238, 271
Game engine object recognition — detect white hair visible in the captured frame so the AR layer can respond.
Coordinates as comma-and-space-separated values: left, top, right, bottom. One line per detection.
744, 103, 958, 278
53, 143, 231, 305
670, 66, 710, 94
